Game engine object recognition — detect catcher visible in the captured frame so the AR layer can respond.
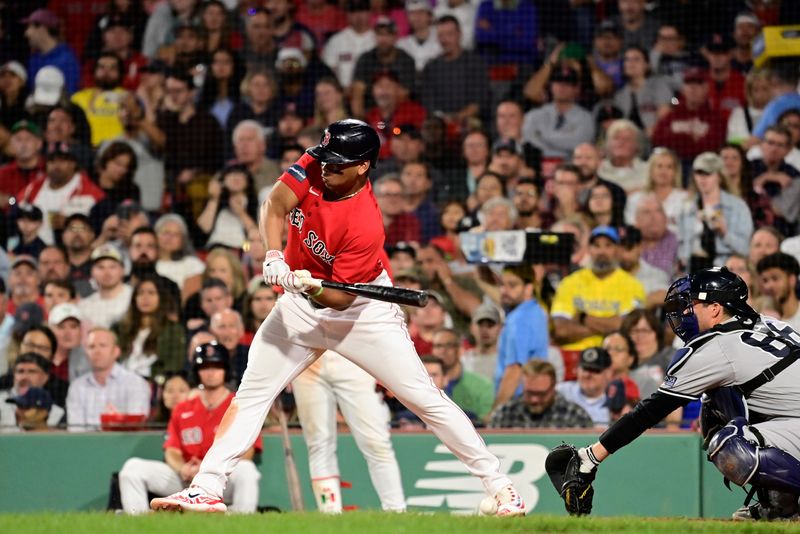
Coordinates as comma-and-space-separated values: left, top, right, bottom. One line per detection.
546, 267, 800, 520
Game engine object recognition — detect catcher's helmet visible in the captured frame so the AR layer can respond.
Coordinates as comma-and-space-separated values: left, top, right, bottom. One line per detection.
193, 341, 231, 382
664, 267, 757, 342
307, 119, 380, 169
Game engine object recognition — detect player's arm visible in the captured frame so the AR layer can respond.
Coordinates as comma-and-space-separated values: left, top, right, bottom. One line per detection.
164, 447, 187, 474
583, 391, 690, 465
261, 182, 300, 251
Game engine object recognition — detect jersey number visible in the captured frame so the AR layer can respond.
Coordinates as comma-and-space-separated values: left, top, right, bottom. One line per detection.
740, 331, 793, 358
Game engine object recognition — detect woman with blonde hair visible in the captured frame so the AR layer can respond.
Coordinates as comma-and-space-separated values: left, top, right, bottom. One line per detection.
677, 152, 753, 272
624, 147, 687, 234
727, 68, 771, 147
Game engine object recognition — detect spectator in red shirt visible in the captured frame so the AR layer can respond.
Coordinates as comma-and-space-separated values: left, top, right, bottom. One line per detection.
296, 0, 348, 49
375, 174, 421, 246
367, 71, 426, 160
703, 33, 746, 114
118, 341, 262, 514
651, 65, 728, 167
0, 121, 45, 213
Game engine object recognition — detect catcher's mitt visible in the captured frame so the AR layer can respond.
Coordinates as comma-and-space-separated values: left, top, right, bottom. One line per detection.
545, 444, 596, 516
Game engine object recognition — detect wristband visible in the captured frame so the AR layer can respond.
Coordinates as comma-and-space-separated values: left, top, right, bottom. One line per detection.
308, 286, 324, 298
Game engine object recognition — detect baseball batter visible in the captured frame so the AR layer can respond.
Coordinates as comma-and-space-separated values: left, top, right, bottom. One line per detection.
120, 342, 262, 514
546, 267, 800, 520
293, 350, 405, 512
151, 119, 525, 515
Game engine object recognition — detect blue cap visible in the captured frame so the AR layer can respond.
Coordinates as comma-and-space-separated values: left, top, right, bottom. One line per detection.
5, 387, 53, 411
589, 225, 620, 244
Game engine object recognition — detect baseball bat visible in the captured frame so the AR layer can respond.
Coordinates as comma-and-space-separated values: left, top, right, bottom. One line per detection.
273, 395, 304, 511
300, 277, 429, 307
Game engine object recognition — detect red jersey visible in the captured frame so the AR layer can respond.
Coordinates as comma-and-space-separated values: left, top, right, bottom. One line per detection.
164, 393, 263, 462
279, 153, 386, 284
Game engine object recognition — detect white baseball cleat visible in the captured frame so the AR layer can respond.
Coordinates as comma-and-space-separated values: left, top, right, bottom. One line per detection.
150, 487, 227, 513
491, 484, 526, 517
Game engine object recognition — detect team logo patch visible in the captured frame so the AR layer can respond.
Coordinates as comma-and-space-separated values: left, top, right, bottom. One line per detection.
287, 164, 307, 183
663, 375, 677, 388
321, 130, 331, 147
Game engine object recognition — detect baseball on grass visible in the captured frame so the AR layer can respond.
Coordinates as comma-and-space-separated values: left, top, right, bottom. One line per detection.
479, 497, 498, 515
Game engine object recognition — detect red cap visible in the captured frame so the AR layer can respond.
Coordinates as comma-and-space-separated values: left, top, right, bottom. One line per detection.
21, 9, 60, 29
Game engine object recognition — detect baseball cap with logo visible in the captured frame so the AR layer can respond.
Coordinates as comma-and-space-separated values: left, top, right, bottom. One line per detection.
682, 65, 709, 84
47, 142, 77, 161
579, 347, 612, 372
472, 303, 503, 325
6, 387, 53, 411
550, 65, 580, 85
735, 12, 761, 28
91, 243, 124, 265
387, 241, 416, 259
589, 225, 620, 244
11, 119, 41, 138
492, 138, 524, 157
692, 152, 723, 175
17, 204, 43, 222
33, 66, 65, 106
276, 48, 308, 69
11, 255, 38, 270
48, 303, 82, 326
0, 61, 28, 84
595, 19, 621, 38
21, 9, 60, 29
375, 16, 397, 33
13, 302, 45, 336
604, 377, 640, 412
406, 0, 433, 12
705, 33, 735, 53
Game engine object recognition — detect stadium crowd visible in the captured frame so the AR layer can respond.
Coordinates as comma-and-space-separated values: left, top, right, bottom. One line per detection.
1, 0, 800, 437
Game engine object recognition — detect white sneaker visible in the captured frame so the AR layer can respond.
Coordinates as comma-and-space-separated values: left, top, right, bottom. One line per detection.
482, 484, 526, 517
150, 487, 227, 513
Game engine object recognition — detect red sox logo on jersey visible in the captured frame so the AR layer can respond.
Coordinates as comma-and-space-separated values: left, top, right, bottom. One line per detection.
290, 208, 335, 264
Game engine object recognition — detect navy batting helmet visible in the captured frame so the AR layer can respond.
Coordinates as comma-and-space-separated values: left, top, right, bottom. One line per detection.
307, 119, 380, 169
193, 341, 231, 382
664, 267, 757, 342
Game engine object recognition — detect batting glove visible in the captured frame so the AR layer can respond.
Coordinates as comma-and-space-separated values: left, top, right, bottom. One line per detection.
577, 446, 601, 475
278, 270, 313, 294
263, 250, 290, 285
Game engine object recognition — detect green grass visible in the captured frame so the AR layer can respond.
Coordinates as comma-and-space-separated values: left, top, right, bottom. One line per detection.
1, 512, 799, 534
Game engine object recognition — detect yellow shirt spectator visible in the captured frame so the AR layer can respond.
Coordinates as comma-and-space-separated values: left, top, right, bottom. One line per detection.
71, 87, 125, 147
551, 267, 646, 351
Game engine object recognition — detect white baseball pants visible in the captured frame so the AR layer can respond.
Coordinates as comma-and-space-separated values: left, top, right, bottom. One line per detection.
192, 272, 511, 502
119, 457, 260, 514
293, 350, 405, 511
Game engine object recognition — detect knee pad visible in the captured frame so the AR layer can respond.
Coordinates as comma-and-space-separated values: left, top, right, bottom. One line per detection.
708, 418, 800, 494
708, 418, 758, 487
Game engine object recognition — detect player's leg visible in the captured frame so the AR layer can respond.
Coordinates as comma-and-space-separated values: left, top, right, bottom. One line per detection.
331, 298, 522, 514
119, 458, 183, 514
152, 296, 324, 511
708, 417, 800, 520
223, 459, 261, 513
292, 355, 343, 513
328, 351, 406, 512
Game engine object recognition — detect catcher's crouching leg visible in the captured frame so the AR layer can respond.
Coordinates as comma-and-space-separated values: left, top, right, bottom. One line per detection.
708, 417, 800, 520
545, 444, 595, 516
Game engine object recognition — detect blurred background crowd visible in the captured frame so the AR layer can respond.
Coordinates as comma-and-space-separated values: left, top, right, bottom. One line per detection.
1, 0, 800, 434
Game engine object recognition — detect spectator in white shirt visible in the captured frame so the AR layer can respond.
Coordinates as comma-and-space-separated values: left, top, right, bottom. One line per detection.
321, 0, 375, 89
398, 0, 442, 72
66, 327, 150, 432
78, 244, 133, 329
